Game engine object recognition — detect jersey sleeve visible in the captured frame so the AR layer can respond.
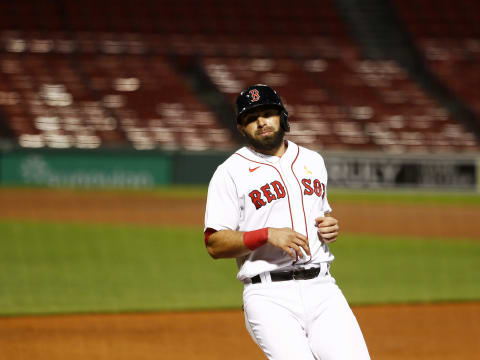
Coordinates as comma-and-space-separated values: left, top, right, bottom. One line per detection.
204, 164, 241, 232
319, 154, 333, 214
322, 192, 333, 214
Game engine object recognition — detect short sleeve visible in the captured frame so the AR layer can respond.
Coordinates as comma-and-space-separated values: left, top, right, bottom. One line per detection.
319, 154, 333, 214
322, 193, 333, 214
204, 165, 241, 232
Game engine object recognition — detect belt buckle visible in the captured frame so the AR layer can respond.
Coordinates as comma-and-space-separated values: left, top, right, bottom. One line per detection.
292, 269, 302, 280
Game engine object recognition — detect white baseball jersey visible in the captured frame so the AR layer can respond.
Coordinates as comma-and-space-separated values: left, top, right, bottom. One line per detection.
204, 140, 334, 282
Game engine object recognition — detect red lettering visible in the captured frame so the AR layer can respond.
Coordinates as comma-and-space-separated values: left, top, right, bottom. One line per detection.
314, 179, 322, 197
271, 180, 286, 199
248, 189, 266, 209
302, 178, 326, 198
302, 178, 313, 195
261, 183, 276, 203
249, 89, 260, 102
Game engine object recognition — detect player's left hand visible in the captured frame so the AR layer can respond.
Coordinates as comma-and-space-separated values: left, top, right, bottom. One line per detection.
315, 216, 339, 243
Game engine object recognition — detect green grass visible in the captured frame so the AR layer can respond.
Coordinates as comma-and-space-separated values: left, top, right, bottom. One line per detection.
329, 234, 480, 304
0, 221, 242, 315
0, 220, 479, 316
327, 188, 480, 206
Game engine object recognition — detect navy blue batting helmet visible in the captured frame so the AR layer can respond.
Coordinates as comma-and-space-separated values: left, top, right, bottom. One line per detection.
235, 84, 290, 132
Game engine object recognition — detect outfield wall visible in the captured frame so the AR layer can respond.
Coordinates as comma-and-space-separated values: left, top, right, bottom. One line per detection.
0, 147, 229, 187
0, 147, 478, 190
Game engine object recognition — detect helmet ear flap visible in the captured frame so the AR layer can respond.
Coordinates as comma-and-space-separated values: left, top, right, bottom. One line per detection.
280, 111, 290, 132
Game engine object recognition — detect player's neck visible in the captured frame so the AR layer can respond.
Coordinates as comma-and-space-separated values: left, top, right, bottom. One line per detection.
253, 140, 287, 157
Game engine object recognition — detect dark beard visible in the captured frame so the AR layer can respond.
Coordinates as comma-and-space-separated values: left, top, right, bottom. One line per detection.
244, 127, 285, 152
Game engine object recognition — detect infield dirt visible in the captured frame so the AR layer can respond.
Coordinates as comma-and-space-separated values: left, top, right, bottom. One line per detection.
0, 188, 479, 359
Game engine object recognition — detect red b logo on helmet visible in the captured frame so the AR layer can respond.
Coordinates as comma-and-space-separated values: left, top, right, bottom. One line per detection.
249, 89, 260, 102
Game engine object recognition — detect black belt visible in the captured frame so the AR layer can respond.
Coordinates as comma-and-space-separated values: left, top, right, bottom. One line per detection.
250, 267, 321, 284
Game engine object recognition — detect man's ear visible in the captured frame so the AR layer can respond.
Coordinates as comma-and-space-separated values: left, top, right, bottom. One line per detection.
237, 124, 246, 137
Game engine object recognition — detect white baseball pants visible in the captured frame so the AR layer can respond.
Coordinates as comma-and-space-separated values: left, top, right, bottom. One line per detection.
243, 263, 370, 360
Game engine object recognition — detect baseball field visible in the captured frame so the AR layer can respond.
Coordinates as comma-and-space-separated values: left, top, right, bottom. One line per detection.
0, 187, 479, 359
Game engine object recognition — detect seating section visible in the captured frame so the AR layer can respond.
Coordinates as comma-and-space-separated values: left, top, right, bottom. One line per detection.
393, 0, 480, 38
392, 0, 480, 149
0, 0, 348, 37
0, 0, 478, 151
0, 51, 231, 150
202, 42, 478, 151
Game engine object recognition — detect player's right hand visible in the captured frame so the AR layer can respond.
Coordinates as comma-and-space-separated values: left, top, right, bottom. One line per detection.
267, 228, 310, 259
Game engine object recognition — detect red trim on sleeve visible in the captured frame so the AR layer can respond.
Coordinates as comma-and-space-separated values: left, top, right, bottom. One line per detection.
204, 228, 217, 246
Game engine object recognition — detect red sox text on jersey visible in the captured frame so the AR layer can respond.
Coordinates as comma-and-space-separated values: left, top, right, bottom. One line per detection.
248, 179, 326, 210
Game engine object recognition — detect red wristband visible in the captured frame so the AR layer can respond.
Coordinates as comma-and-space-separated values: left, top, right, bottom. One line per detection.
243, 228, 269, 250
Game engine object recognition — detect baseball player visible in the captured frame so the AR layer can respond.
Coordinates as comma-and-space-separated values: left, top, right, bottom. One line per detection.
204, 84, 370, 360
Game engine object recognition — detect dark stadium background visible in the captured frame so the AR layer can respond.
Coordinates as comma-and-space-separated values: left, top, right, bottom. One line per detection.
0, 0, 479, 188
0, 1, 479, 360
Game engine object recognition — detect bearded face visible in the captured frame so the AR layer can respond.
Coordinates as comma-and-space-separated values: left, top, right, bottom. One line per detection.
238, 108, 285, 153
243, 124, 285, 152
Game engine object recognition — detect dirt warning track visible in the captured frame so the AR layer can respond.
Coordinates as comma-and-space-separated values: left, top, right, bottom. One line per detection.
0, 303, 479, 360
